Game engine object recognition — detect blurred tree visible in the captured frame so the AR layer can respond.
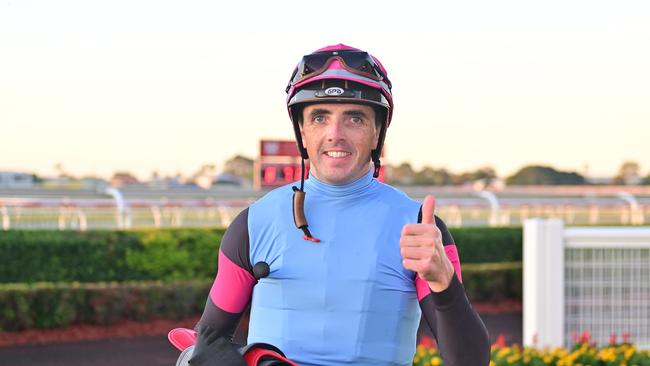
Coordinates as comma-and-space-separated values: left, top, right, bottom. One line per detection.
224, 155, 254, 182
413, 166, 454, 186
613, 161, 641, 185
456, 166, 498, 185
192, 164, 218, 189
386, 162, 415, 185
506, 165, 585, 185
642, 173, 650, 185
30, 174, 44, 184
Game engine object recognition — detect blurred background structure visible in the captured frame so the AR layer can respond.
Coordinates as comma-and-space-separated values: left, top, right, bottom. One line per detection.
524, 220, 650, 349
3, 140, 650, 231
2, 184, 650, 230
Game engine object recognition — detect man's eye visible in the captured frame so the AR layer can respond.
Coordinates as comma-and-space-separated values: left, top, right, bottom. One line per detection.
313, 116, 325, 123
350, 117, 363, 125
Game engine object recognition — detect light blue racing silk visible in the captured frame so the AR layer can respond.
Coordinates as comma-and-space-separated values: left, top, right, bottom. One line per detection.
247, 169, 422, 366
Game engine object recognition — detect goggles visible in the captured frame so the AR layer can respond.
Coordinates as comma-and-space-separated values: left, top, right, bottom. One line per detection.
286, 50, 392, 93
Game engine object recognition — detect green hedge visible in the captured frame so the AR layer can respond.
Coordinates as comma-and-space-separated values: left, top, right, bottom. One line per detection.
461, 262, 522, 302
451, 226, 522, 263
0, 229, 223, 283
0, 264, 520, 332
0, 280, 211, 331
0, 227, 523, 283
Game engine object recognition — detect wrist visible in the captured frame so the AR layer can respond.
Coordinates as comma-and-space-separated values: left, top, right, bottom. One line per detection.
427, 263, 454, 293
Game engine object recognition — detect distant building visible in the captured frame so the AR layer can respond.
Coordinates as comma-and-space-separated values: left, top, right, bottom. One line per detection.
191, 164, 218, 189
79, 177, 110, 190
110, 172, 139, 187
586, 176, 614, 185
0, 171, 35, 188
214, 172, 244, 186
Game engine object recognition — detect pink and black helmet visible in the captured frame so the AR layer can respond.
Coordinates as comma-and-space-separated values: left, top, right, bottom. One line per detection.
285, 44, 394, 177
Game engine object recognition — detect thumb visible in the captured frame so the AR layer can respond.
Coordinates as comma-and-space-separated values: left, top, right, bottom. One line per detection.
421, 195, 436, 225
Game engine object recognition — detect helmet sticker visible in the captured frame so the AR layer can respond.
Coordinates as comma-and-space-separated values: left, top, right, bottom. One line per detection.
324, 87, 345, 96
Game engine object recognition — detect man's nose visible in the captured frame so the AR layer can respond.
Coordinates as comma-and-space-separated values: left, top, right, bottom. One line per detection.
326, 119, 345, 142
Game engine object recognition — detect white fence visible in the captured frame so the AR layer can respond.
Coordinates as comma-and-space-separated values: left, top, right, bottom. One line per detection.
524, 219, 650, 349
0, 198, 251, 230
2, 186, 650, 230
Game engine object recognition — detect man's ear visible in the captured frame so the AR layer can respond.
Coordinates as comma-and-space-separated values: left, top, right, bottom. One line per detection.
300, 123, 306, 143
373, 123, 381, 150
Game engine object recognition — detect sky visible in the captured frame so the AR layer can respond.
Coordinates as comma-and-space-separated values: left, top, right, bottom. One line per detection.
1, 0, 649, 180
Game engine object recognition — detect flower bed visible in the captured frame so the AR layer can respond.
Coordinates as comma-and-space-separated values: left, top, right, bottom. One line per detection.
413, 340, 650, 365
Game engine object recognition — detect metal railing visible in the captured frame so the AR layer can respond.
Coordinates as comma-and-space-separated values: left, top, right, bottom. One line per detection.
524, 219, 650, 349
1, 186, 649, 230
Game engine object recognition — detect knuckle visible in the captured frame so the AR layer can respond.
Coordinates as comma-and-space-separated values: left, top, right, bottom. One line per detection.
400, 247, 408, 257
402, 224, 414, 235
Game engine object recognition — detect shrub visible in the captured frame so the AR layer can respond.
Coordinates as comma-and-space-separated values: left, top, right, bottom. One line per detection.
451, 226, 522, 263
0, 229, 223, 283
461, 262, 522, 302
0, 227, 522, 283
0, 280, 211, 331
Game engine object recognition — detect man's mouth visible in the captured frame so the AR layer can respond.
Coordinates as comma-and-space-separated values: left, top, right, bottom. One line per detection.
324, 151, 352, 158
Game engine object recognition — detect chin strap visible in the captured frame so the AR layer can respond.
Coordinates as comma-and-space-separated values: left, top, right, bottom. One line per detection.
371, 150, 381, 178
292, 158, 320, 243
372, 159, 381, 178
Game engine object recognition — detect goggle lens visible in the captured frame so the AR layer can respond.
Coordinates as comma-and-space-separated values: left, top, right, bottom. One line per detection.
289, 51, 391, 90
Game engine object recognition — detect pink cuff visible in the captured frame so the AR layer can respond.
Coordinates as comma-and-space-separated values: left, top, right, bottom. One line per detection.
415, 275, 430, 301
414, 244, 463, 301
445, 244, 463, 283
209, 251, 256, 313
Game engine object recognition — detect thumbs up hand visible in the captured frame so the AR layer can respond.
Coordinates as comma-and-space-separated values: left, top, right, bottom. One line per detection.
400, 195, 455, 292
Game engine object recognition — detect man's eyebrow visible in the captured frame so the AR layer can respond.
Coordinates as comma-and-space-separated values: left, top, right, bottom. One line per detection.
343, 109, 370, 119
309, 108, 331, 119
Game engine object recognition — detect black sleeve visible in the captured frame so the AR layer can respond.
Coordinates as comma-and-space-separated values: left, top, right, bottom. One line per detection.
422, 275, 490, 365
417, 210, 491, 365
196, 207, 253, 341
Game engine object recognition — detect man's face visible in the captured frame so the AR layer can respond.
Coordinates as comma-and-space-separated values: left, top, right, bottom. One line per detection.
300, 103, 379, 185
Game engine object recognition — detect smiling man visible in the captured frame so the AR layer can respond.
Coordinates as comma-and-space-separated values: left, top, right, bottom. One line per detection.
188, 44, 490, 366
301, 103, 379, 185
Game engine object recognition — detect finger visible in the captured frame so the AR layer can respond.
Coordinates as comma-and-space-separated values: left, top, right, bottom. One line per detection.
401, 223, 439, 237
400, 246, 434, 260
421, 195, 436, 225
402, 258, 428, 273
400, 234, 437, 248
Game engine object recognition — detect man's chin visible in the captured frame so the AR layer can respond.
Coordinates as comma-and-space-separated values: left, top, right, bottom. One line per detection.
316, 168, 366, 185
